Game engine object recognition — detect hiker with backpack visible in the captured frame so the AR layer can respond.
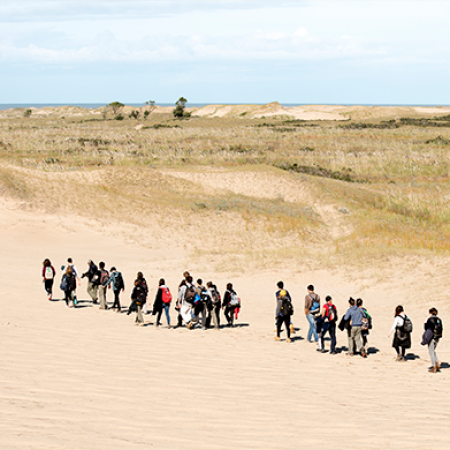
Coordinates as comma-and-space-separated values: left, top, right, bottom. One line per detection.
97, 262, 110, 310
319, 296, 338, 354
305, 285, 321, 347
60, 265, 77, 308
223, 283, 239, 327
275, 281, 293, 343
180, 275, 196, 326
357, 298, 372, 348
81, 260, 100, 305
423, 308, 443, 373
388, 305, 412, 362
42, 258, 56, 301
61, 258, 80, 304
153, 278, 172, 328
207, 282, 221, 329
343, 298, 367, 357
130, 278, 147, 326
105, 267, 125, 312
188, 279, 211, 330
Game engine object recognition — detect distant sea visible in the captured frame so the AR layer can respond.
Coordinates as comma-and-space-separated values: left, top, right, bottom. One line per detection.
1, 103, 449, 111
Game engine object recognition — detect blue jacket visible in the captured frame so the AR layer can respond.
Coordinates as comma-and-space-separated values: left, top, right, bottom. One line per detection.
344, 306, 364, 327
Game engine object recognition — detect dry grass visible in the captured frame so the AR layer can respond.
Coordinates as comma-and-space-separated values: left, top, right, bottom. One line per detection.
1, 109, 450, 267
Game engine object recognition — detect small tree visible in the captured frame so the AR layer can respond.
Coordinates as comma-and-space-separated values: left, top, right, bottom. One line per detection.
108, 101, 124, 116
129, 110, 140, 120
144, 100, 156, 120
24, 109, 32, 118
173, 97, 187, 118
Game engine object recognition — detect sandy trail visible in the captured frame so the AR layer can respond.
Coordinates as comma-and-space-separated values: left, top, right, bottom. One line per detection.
0, 200, 449, 449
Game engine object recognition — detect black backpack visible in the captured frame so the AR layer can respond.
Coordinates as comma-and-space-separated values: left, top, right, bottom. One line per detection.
432, 316, 443, 339
114, 272, 124, 291
280, 297, 294, 316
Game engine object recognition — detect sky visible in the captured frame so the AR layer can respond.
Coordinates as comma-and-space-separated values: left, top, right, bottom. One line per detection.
1, 0, 449, 104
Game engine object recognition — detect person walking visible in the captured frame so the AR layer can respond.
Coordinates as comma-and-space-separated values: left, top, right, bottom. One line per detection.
97, 262, 109, 310
81, 260, 100, 305
424, 308, 443, 373
223, 283, 238, 327
388, 305, 412, 362
180, 275, 196, 327
275, 281, 293, 343
357, 298, 371, 348
153, 278, 172, 328
105, 267, 125, 312
344, 299, 367, 357
61, 258, 80, 305
207, 282, 221, 329
305, 285, 320, 347
60, 265, 77, 308
130, 279, 147, 326
319, 296, 338, 354
188, 279, 209, 330
42, 258, 56, 301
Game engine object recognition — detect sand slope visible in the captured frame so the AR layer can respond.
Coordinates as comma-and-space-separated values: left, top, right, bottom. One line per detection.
1, 197, 450, 449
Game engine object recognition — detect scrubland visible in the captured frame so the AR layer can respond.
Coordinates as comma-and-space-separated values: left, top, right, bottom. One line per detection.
1, 106, 449, 269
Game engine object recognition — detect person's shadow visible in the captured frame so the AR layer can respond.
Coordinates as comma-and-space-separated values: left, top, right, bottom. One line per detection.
405, 353, 420, 361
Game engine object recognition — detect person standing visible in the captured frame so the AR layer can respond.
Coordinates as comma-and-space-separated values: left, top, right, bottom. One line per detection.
357, 298, 371, 348
274, 281, 292, 343
424, 308, 443, 373
61, 258, 80, 305
180, 275, 196, 327
388, 305, 411, 362
320, 296, 338, 354
188, 279, 209, 330
97, 262, 109, 310
344, 299, 367, 357
42, 258, 56, 301
105, 267, 125, 312
305, 285, 320, 346
81, 260, 99, 305
153, 278, 172, 327
223, 283, 238, 327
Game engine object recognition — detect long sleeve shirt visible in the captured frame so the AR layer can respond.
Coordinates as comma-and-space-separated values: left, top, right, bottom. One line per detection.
389, 314, 405, 335
344, 306, 364, 327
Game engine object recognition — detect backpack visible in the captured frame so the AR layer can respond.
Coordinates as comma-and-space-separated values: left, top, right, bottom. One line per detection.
325, 304, 337, 323
161, 286, 172, 304
135, 286, 147, 306
60, 274, 69, 292
114, 272, 124, 291
100, 270, 109, 286
91, 271, 101, 286
280, 296, 294, 316
44, 266, 54, 280
360, 308, 370, 331
230, 293, 240, 307
184, 284, 196, 304
402, 316, 413, 333
211, 289, 221, 306
431, 316, 443, 339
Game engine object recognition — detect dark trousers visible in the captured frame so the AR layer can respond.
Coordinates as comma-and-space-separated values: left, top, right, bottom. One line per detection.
191, 303, 207, 328
224, 306, 236, 326
320, 322, 337, 352
276, 315, 291, 338
44, 279, 54, 295
395, 345, 406, 357
113, 290, 121, 310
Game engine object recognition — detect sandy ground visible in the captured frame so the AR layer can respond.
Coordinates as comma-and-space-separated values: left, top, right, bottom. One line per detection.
1, 199, 450, 449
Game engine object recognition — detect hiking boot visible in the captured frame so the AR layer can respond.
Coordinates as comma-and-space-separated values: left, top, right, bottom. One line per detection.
286, 338, 291, 343
361, 350, 367, 358
274, 336, 281, 341
429, 366, 438, 373
436, 361, 441, 370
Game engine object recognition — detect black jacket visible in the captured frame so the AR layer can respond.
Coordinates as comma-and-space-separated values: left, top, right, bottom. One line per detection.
82, 263, 99, 282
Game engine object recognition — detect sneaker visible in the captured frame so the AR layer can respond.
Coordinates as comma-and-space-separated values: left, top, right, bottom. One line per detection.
436, 361, 441, 370
286, 338, 291, 343
361, 350, 367, 358
274, 336, 281, 341
330, 351, 337, 355
429, 367, 438, 373
290, 324, 295, 334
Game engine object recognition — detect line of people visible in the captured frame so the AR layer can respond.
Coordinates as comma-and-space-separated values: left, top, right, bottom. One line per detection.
42, 259, 242, 330
275, 281, 444, 374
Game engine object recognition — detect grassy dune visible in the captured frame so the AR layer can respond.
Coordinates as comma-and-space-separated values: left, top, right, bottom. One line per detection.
1, 109, 449, 268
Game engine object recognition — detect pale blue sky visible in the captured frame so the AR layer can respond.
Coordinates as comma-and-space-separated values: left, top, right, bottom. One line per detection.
1, 1, 449, 104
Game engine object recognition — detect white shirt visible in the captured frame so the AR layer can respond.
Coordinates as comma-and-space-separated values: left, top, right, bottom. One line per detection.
390, 314, 405, 334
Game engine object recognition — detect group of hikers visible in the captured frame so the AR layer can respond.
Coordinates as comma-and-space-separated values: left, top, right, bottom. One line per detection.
275, 281, 444, 374
42, 258, 444, 373
42, 258, 242, 330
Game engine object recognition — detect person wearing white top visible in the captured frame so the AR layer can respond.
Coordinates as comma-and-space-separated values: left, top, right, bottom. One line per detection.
388, 305, 411, 361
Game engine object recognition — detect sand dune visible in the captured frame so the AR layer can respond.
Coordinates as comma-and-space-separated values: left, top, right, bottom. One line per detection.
1, 195, 449, 449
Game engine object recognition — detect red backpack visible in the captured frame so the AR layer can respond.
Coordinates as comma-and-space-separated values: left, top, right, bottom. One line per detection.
161, 286, 172, 304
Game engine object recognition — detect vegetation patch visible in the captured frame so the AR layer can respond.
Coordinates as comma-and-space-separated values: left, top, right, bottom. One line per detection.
276, 163, 367, 183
